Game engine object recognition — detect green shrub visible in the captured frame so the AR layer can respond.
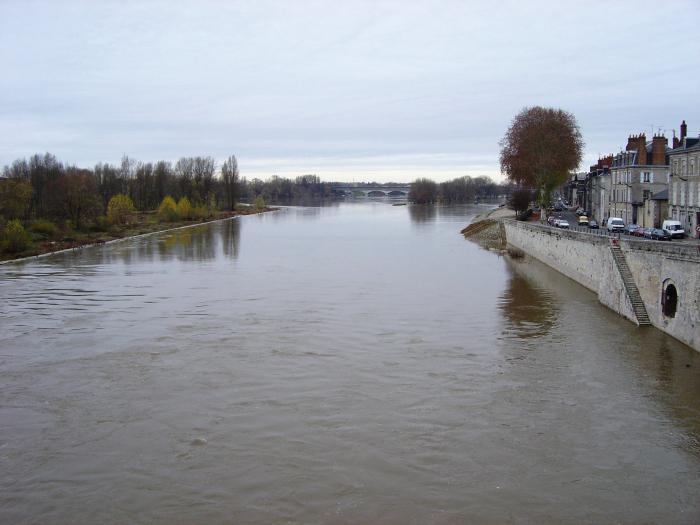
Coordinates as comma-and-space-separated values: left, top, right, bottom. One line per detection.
177, 197, 192, 220
253, 196, 266, 210
157, 196, 178, 222
30, 219, 58, 237
2, 219, 32, 253
194, 205, 213, 220
107, 194, 136, 225
88, 216, 111, 232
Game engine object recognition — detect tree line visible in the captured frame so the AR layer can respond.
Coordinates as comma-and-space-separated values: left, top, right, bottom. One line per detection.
0, 152, 241, 255
408, 176, 514, 204
240, 174, 330, 204
0, 153, 240, 226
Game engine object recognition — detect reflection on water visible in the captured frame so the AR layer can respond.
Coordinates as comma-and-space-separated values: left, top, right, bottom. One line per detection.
221, 218, 241, 259
500, 259, 557, 339
157, 224, 216, 261
408, 203, 437, 224
1, 203, 699, 524
49, 218, 243, 266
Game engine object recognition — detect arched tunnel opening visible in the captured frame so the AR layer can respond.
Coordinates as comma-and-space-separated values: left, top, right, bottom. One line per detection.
662, 282, 678, 318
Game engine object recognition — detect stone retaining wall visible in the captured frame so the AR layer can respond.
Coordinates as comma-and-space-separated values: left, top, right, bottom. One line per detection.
502, 220, 699, 351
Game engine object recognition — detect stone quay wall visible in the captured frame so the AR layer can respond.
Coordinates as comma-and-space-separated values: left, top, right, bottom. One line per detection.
502, 220, 699, 352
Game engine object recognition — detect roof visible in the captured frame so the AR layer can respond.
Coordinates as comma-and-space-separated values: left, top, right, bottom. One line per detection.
670, 137, 700, 155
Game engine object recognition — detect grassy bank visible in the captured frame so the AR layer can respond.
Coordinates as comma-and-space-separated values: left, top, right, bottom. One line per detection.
0, 205, 274, 263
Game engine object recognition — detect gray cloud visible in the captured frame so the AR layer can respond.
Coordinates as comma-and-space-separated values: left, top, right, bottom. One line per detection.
1, 0, 699, 181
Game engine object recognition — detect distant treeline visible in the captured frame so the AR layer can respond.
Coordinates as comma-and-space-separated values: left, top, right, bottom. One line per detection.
1, 153, 240, 226
409, 176, 514, 204
239, 174, 513, 205
240, 174, 330, 203
1, 152, 512, 233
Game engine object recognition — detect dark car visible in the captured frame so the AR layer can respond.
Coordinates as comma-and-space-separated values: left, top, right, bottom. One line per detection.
643, 227, 654, 238
650, 228, 671, 241
625, 224, 639, 235
632, 226, 646, 237
588, 220, 599, 229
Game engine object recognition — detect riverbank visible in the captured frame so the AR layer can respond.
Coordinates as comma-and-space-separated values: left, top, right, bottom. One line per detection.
0, 206, 276, 265
460, 205, 513, 251
462, 208, 699, 352
471, 204, 517, 223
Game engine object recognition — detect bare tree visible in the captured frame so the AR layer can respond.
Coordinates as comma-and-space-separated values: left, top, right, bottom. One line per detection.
499, 106, 583, 208
221, 155, 239, 210
55, 168, 102, 229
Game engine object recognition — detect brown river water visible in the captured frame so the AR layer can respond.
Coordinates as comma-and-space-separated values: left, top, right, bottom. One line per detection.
1, 202, 699, 524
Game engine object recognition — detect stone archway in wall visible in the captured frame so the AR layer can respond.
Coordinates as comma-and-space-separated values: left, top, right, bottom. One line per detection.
661, 278, 678, 318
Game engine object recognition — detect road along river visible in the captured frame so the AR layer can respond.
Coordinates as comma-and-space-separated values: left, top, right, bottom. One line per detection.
1, 202, 699, 524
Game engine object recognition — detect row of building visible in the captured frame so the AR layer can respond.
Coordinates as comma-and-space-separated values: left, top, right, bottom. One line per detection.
565, 120, 700, 237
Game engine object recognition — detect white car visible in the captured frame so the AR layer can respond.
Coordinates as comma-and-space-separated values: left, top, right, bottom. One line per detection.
558, 220, 570, 229
607, 217, 625, 233
662, 220, 685, 239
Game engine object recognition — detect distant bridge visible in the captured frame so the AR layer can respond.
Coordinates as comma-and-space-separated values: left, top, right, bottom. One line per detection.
329, 183, 411, 197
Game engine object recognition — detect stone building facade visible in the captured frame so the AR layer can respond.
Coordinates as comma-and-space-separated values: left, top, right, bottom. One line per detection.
586, 155, 612, 223
668, 121, 700, 238
609, 133, 670, 227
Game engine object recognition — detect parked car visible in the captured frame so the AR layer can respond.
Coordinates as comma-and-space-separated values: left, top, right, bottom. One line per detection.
650, 228, 671, 241
547, 215, 556, 225
643, 227, 654, 238
578, 215, 589, 226
662, 220, 685, 239
588, 220, 599, 229
607, 217, 625, 233
558, 220, 570, 229
554, 202, 564, 212
576, 207, 585, 215
625, 224, 639, 235
630, 226, 644, 237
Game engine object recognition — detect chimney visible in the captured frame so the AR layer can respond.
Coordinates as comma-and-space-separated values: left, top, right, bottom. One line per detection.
652, 135, 667, 165
673, 130, 679, 149
637, 133, 647, 165
626, 135, 637, 151
680, 120, 687, 142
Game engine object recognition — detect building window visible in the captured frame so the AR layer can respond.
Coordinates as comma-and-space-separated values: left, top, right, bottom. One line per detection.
643, 172, 650, 182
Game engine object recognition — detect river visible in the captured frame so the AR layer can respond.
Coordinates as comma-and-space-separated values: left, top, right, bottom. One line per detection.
1, 202, 699, 524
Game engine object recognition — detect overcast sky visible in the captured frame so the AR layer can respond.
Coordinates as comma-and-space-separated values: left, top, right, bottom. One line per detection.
1, 0, 699, 182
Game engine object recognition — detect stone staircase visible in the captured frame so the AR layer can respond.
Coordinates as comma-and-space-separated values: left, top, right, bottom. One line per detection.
461, 219, 495, 236
609, 243, 651, 325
